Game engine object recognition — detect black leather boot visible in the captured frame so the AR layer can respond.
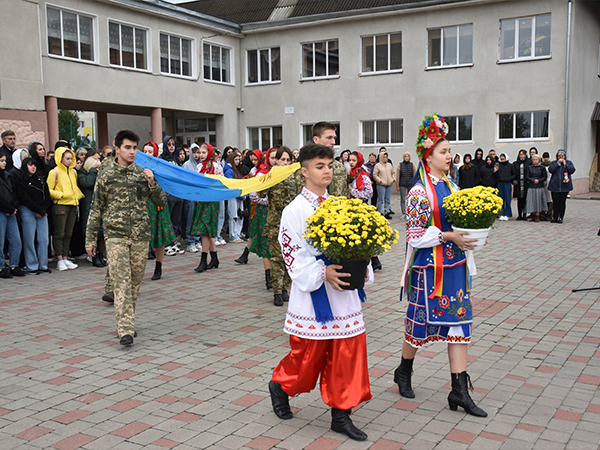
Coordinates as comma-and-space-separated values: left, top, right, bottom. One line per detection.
371, 256, 382, 271
235, 247, 250, 264
265, 269, 272, 290
151, 261, 162, 280
92, 253, 104, 267
393, 357, 415, 398
281, 289, 289, 302
268, 381, 292, 419
448, 372, 487, 417
98, 251, 107, 267
195, 252, 208, 273
273, 294, 284, 307
331, 408, 367, 441
206, 251, 219, 269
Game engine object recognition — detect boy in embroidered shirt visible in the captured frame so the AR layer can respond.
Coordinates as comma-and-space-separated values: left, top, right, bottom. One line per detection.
268, 144, 374, 441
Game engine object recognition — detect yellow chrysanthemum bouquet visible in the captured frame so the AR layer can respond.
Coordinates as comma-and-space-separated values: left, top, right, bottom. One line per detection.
443, 186, 503, 229
304, 197, 399, 288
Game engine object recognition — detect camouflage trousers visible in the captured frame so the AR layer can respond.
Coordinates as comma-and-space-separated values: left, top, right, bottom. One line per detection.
267, 231, 291, 295
106, 238, 148, 338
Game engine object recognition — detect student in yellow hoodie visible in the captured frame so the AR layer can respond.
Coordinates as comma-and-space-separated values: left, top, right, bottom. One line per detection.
47, 146, 84, 271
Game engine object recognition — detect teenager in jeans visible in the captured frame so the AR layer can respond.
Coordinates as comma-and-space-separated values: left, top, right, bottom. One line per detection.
0, 153, 25, 278
373, 152, 395, 219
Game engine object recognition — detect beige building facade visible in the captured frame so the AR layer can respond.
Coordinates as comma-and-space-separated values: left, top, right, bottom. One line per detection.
1, 0, 599, 193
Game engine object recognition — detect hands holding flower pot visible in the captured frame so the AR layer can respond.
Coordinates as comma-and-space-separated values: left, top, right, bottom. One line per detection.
442, 231, 477, 252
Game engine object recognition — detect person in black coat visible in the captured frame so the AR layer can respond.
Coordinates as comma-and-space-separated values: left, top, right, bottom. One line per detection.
548, 149, 576, 223
16, 157, 53, 273
0, 153, 25, 278
479, 156, 498, 188
458, 154, 480, 189
497, 153, 516, 220
525, 154, 548, 222
512, 149, 530, 220
472, 148, 485, 170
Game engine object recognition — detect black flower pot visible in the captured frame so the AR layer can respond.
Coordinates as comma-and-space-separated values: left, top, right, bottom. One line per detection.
335, 259, 370, 290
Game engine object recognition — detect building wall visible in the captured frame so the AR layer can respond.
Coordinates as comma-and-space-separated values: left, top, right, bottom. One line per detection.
567, 0, 600, 193
240, 0, 569, 168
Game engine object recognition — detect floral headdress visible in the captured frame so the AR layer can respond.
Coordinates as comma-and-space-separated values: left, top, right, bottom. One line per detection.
415, 113, 449, 162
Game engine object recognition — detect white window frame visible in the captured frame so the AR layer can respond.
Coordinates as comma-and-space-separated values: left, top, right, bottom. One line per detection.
246, 47, 281, 85
360, 119, 404, 146
159, 31, 195, 79
203, 40, 234, 85
360, 32, 403, 76
300, 39, 340, 81
107, 19, 150, 72
498, 14, 552, 63
426, 24, 473, 70
46, 4, 98, 64
247, 126, 283, 151
444, 115, 473, 144
496, 111, 550, 142
300, 122, 341, 149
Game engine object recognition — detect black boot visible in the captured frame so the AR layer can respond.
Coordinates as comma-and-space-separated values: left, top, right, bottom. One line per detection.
206, 251, 219, 269
448, 372, 488, 417
265, 269, 272, 290
195, 252, 208, 273
235, 247, 250, 264
92, 253, 104, 267
268, 381, 292, 419
371, 256, 382, 271
331, 409, 367, 441
151, 261, 162, 280
98, 251, 107, 267
281, 289, 289, 302
273, 293, 284, 307
393, 357, 415, 398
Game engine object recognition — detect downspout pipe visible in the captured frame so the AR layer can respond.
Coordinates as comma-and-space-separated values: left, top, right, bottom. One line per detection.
564, 0, 572, 151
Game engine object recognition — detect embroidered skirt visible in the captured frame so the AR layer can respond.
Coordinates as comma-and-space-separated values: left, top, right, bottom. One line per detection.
405, 267, 472, 348
249, 203, 270, 258
148, 200, 176, 248
190, 201, 219, 237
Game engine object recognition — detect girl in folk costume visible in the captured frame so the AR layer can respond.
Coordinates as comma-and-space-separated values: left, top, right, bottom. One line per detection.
143, 142, 176, 280
394, 114, 487, 418
234, 150, 260, 265
347, 151, 373, 202
248, 148, 276, 289
191, 143, 223, 273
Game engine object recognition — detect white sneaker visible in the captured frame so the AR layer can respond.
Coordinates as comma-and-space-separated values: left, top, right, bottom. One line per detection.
214, 239, 222, 246
194, 243, 202, 252
64, 259, 78, 269
187, 245, 199, 253
175, 244, 185, 255
218, 237, 226, 245
165, 245, 177, 256
57, 260, 68, 271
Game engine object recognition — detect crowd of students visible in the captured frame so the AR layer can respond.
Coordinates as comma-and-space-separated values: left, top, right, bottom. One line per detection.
452, 147, 576, 223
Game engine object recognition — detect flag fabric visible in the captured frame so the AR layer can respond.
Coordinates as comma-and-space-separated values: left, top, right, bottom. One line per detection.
135, 150, 300, 202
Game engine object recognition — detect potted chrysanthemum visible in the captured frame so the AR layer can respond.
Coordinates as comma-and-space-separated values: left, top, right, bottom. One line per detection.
304, 197, 399, 289
442, 186, 503, 251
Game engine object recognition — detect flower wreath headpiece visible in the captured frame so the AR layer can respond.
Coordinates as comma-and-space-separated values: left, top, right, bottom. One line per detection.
415, 113, 449, 162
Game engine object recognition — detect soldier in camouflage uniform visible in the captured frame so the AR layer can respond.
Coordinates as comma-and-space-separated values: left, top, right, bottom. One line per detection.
310, 121, 349, 198
97, 155, 115, 304
259, 147, 298, 306
86, 130, 166, 346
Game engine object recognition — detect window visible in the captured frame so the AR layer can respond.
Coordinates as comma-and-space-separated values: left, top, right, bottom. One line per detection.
175, 117, 217, 147
500, 14, 551, 61
203, 42, 232, 83
248, 126, 283, 151
160, 33, 192, 77
361, 120, 403, 145
361, 33, 402, 74
47, 6, 95, 61
301, 123, 341, 147
428, 24, 473, 68
247, 47, 280, 84
498, 111, 549, 141
444, 115, 473, 142
109, 21, 147, 70
301, 40, 339, 79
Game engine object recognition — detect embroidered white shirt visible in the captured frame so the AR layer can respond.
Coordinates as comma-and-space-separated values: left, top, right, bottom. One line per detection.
278, 187, 374, 340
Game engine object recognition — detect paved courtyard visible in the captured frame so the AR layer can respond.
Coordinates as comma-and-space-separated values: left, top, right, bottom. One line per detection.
1, 194, 599, 450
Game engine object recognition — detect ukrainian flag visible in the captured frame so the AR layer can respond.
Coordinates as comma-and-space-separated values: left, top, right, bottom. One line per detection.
135, 150, 299, 201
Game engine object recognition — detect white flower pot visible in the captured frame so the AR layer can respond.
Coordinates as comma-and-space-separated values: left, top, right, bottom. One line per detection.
451, 226, 491, 251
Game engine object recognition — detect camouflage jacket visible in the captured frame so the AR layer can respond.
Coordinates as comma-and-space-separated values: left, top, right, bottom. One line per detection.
259, 174, 298, 238
85, 162, 166, 246
328, 159, 350, 197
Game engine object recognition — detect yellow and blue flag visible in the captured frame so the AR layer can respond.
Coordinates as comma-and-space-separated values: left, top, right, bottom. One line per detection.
135, 150, 300, 201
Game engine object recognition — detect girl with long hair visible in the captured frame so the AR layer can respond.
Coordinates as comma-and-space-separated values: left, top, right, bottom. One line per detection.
395, 113, 487, 418
224, 151, 246, 243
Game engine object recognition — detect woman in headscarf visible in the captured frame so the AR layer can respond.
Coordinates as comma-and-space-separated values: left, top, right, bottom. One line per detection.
191, 143, 223, 273
348, 151, 372, 202
512, 149, 530, 220
394, 113, 487, 418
